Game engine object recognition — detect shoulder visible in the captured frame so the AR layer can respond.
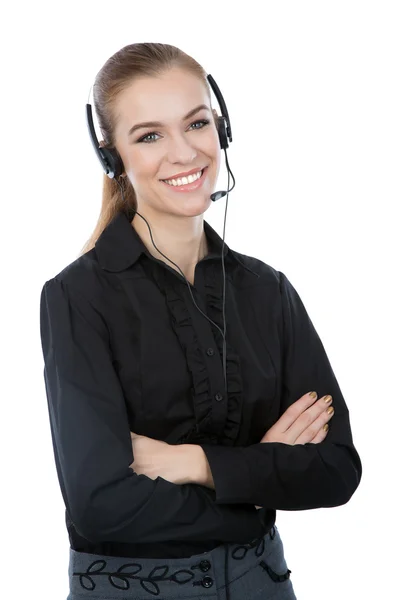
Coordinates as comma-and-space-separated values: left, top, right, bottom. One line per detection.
41, 248, 106, 304
229, 248, 283, 290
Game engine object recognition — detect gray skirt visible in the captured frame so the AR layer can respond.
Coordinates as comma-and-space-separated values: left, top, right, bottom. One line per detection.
67, 524, 297, 600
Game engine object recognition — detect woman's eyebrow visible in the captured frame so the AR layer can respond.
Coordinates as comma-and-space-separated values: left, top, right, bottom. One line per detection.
127, 104, 210, 136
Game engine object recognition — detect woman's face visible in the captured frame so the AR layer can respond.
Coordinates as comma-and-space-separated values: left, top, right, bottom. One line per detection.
113, 67, 221, 218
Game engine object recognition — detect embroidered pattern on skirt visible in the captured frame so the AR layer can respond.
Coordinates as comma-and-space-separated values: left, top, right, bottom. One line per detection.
71, 525, 290, 595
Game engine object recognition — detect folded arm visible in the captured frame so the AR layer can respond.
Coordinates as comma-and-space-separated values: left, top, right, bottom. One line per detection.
194, 271, 362, 509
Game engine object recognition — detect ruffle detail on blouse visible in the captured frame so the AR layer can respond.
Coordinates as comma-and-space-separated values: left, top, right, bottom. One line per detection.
149, 262, 244, 447
202, 264, 243, 446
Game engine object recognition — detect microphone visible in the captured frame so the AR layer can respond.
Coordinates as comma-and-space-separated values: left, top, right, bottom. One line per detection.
210, 190, 227, 202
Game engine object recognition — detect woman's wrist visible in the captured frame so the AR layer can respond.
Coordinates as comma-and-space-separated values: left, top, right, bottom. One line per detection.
181, 444, 215, 489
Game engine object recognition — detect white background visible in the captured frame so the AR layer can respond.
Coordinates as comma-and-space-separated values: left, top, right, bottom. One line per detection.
1, 1, 399, 598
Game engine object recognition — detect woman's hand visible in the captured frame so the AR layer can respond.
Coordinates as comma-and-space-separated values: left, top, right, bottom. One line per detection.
260, 391, 334, 445
129, 432, 192, 485
253, 391, 334, 510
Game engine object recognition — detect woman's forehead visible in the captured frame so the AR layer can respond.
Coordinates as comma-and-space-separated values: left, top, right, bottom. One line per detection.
115, 72, 210, 131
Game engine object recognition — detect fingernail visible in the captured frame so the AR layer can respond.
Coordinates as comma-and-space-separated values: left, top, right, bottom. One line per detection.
309, 391, 317, 400
323, 424, 329, 432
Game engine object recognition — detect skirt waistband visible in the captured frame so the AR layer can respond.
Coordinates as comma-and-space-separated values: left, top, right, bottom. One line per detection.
67, 525, 295, 599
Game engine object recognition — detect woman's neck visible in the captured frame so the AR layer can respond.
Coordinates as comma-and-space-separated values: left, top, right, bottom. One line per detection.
131, 212, 209, 280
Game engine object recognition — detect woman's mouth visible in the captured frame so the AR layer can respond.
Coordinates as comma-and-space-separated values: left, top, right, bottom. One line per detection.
160, 167, 208, 192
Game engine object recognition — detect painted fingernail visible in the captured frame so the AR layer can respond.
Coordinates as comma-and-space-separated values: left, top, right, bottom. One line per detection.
323, 424, 329, 432
324, 395, 332, 403
309, 391, 318, 400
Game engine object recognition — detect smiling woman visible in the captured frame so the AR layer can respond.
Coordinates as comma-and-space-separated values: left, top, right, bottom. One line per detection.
39, 41, 361, 600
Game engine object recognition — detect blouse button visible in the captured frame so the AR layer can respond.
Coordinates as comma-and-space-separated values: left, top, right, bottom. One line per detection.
199, 559, 211, 572
215, 393, 223, 402
201, 576, 214, 588
206, 348, 215, 356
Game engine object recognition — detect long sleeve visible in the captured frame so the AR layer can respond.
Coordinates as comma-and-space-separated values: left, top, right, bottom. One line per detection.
198, 270, 362, 510
40, 277, 264, 544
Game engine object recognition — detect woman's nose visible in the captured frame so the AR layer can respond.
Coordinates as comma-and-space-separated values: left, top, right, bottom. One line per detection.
166, 134, 198, 164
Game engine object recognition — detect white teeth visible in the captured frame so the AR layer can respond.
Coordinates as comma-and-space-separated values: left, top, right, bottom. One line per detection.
163, 169, 203, 186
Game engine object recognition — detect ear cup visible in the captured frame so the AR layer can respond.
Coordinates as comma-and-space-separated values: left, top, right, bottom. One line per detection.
216, 116, 229, 150
100, 146, 124, 179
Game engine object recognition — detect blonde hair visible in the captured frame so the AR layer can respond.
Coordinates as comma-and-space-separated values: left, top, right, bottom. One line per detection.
79, 42, 218, 257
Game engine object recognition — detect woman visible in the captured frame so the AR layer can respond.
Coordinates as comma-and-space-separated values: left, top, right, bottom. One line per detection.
40, 42, 362, 600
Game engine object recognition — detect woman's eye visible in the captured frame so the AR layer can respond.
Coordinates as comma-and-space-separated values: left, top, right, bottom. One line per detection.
140, 132, 159, 144
137, 119, 210, 144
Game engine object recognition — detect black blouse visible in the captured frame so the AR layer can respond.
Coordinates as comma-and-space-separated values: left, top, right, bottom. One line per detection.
39, 209, 362, 559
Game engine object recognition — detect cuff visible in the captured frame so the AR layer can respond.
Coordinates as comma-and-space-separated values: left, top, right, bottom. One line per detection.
197, 444, 253, 504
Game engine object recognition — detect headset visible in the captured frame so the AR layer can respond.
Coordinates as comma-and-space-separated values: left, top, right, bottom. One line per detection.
85, 72, 235, 416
